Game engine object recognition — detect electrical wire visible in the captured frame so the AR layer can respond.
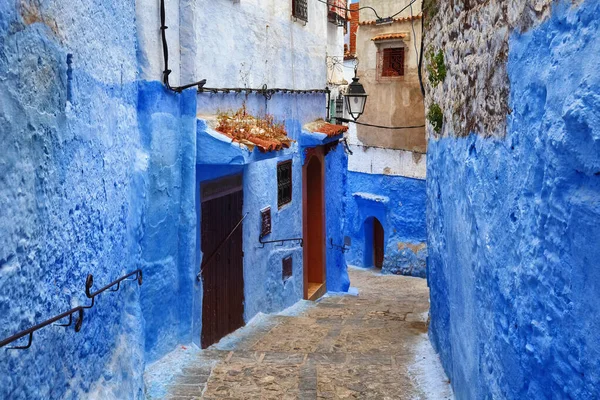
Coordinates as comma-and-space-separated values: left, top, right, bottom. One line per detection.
316, 0, 382, 19
160, 0, 207, 92
352, 121, 425, 130
348, 142, 426, 155
390, 0, 419, 19
337, 117, 425, 130
316, 0, 418, 23
417, 1, 425, 96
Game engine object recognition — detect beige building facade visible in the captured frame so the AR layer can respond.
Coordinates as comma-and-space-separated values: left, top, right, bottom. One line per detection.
349, 0, 425, 153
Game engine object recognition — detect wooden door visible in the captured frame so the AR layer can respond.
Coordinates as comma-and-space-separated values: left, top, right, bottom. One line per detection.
374, 218, 384, 269
303, 151, 326, 300
200, 186, 244, 349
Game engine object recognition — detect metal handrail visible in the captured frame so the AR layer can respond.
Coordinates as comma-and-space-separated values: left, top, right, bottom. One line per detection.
197, 213, 248, 281
83, 269, 143, 309
329, 238, 350, 253
0, 307, 85, 350
1, 269, 142, 350
258, 236, 304, 249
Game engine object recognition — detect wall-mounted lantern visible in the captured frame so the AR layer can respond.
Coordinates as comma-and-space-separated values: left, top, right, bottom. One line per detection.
344, 70, 368, 121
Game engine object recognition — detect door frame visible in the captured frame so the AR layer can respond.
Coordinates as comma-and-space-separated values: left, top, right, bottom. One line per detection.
198, 173, 245, 348
302, 147, 326, 300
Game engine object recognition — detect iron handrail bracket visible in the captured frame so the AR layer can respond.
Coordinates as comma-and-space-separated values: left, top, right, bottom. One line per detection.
85, 269, 143, 307
199, 85, 329, 101
197, 213, 248, 281
0, 307, 84, 350
1, 269, 143, 350
329, 238, 350, 253
258, 236, 304, 249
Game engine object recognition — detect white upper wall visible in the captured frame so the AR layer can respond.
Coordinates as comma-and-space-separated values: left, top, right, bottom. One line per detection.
187, 0, 345, 90
136, 0, 347, 91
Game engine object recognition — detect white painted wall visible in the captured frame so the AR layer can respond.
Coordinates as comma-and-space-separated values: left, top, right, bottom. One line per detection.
186, 0, 345, 90
347, 144, 426, 179
136, 0, 347, 93
136, 0, 181, 84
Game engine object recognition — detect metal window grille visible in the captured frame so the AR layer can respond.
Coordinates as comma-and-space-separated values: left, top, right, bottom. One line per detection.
292, 0, 308, 22
382, 47, 405, 77
282, 256, 293, 281
327, 0, 347, 26
277, 160, 293, 208
335, 95, 344, 118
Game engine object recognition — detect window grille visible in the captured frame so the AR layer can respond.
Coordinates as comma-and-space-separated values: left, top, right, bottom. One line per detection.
335, 95, 344, 118
292, 0, 308, 22
381, 47, 405, 77
277, 160, 293, 208
282, 256, 293, 281
327, 0, 347, 26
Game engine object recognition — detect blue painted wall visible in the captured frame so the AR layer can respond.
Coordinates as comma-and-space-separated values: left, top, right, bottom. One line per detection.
194, 119, 305, 337
0, 2, 148, 398
193, 116, 351, 341
0, 2, 199, 398
0, 3, 349, 398
345, 171, 427, 277
138, 83, 198, 363
428, 1, 600, 398
324, 143, 351, 292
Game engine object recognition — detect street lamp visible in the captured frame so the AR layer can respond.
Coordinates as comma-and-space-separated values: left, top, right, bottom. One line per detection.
344, 70, 368, 121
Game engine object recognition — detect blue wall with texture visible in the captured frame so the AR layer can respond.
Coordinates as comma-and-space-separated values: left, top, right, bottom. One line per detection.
0, 2, 199, 398
345, 171, 427, 277
427, 2, 600, 398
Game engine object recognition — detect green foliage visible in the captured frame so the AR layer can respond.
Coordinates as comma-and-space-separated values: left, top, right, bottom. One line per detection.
426, 49, 447, 87
427, 104, 443, 134
422, 0, 439, 27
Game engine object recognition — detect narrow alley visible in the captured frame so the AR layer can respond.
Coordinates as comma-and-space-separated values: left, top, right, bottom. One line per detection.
145, 268, 452, 399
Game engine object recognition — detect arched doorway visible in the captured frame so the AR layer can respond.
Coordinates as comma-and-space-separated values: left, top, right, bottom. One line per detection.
373, 218, 384, 268
303, 153, 326, 300
364, 217, 384, 268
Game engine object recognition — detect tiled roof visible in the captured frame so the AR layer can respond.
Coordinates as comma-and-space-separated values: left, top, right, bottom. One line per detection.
214, 107, 293, 153
360, 14, 422, 26
217, 131, 293, 153
306, 120, 349, 137
371, 32, 408, 42
328, 0, 347, 20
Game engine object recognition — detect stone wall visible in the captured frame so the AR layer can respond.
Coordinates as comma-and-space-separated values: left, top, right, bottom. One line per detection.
426, 0, 600, 398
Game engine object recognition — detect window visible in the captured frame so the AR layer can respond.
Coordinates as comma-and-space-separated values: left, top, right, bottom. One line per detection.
277, 160, 293, 208
292, 0, 308, 22
382, 47, 405, 77
327, 0, 347, 26
335, 95, 345, 119
282, 256, 293, 281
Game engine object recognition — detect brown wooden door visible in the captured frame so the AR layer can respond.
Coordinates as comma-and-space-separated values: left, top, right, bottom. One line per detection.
374, 218, 384, 269
201, 188, 244, 349
303, 152, 326, 300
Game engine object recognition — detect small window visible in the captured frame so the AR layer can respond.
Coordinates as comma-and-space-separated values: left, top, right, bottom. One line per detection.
282, 256, 293, 281
382, 47, 405, 77
335, 95, 344, 118
277, 160, 293, 208
292, 0, 308, 22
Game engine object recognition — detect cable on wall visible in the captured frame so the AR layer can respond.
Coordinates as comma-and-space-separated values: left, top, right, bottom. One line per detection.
160, 0, 207, 92
317, 0, 418, 23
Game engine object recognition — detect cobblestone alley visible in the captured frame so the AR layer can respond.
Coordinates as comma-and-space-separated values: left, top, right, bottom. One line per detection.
145, 267, 453, 399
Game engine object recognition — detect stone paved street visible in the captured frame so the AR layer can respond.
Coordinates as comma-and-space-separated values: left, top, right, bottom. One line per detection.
145, 267, 453, 399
